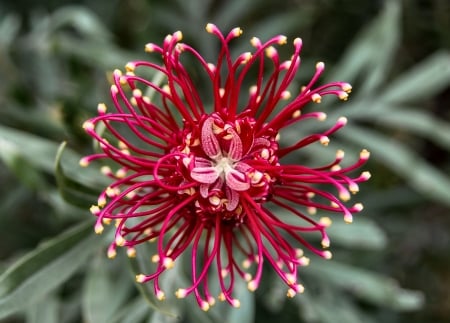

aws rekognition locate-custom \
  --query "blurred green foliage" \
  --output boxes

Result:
[0,0,449,322]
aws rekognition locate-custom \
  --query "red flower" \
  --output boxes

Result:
[81,24,370,310]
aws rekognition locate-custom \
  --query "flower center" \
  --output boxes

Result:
[175,114,279,220]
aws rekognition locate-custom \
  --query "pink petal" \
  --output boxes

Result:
[201,117,221,159]
[226,169,250,191]
[191,166,220,184]
[227,128,243,161]
[225,187,239,211]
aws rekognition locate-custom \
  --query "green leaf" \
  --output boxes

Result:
[25,293,60,323]
[345,105,450,150]
[48,6,112,41]
[82,256,133,323]
[297,289,377,323]
[0,125,107,190]
[111,297,152,323]
[55,142,101,208]
[341,124,450,206]
[224,278,255,323]
[0,220,98,319]
[304,259,424,311]
[327,217,387,250]
[328,0,400,94]
[381,51,450,103]
[128,245,180,318]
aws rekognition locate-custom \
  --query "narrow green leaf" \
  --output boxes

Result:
[327,217,387,250]
[111,297,152,323]
[304,259,424,311]
[128,246,180,318]
[224,278,255,323]
[55,142,100,208]
[49,6,112,41]
[341,124,450,206]
[297,290,377,323]
[25,293,60,323]
[381,52,450,103]
[82,256,133,323]
[327,0,400,93]
[0,220,98,319]
[0,125,106,187]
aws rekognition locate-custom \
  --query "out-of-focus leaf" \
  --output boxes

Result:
[128,245,180,318]
[371,107,450,150]
[304,259,424,311]
[0,14,21,47]
[149,311,181,323]
[212,0,256,29]
[0,125,107,187]
[381,51,450,103]
[297,289,376,323]
[55,142,101,208]
[328,0,400,94]
[48,6,112,41]
[111,297,152,323]
[0,220,98,319]
[54,34,137,69]
[82,255,133,323]
[224,278,255,323]
[25,293,59,323]
[327,217,387,250]
[340,124,450,206]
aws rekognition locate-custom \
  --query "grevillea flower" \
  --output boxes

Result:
[81,24,370,310]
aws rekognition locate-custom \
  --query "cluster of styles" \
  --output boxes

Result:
[81,24,370,311]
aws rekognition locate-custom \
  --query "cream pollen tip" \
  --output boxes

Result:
[163,257,175,269]
[320,216,332,227]
[318,112,327,121]
[354,203,364,211]
[201,301,210,311]
[311,93,322,103]
[232,299,241,308]
[362,171,372,180]
[97,103,107,113]
[339,191,351,202]
[156,291,165,301]
[205,23,215,33]
[287,288,296,298]
[135,274,146,283]
[316,61,325,70]
[133,88,142,97]
[250,37,260,47]
[97,197,106,207]
[278,35,287,45]
[82,121,94,131]
[293,37,302,46]
[127,247,137,258]
[174,30,183,41]
[232,27,243,37]
[115,235,126,247]
[338,116,348,125]
[323,251,333,259]
[94,223,104,234]
[175,288,187,298]
[145,43,155,52]
[248,280,258,292]
[342,83,352,93]
[125,62,135,72]
[360,149,370,159]
[107,248,116,259]
[79,157,89,167]
[344,214,353,223]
